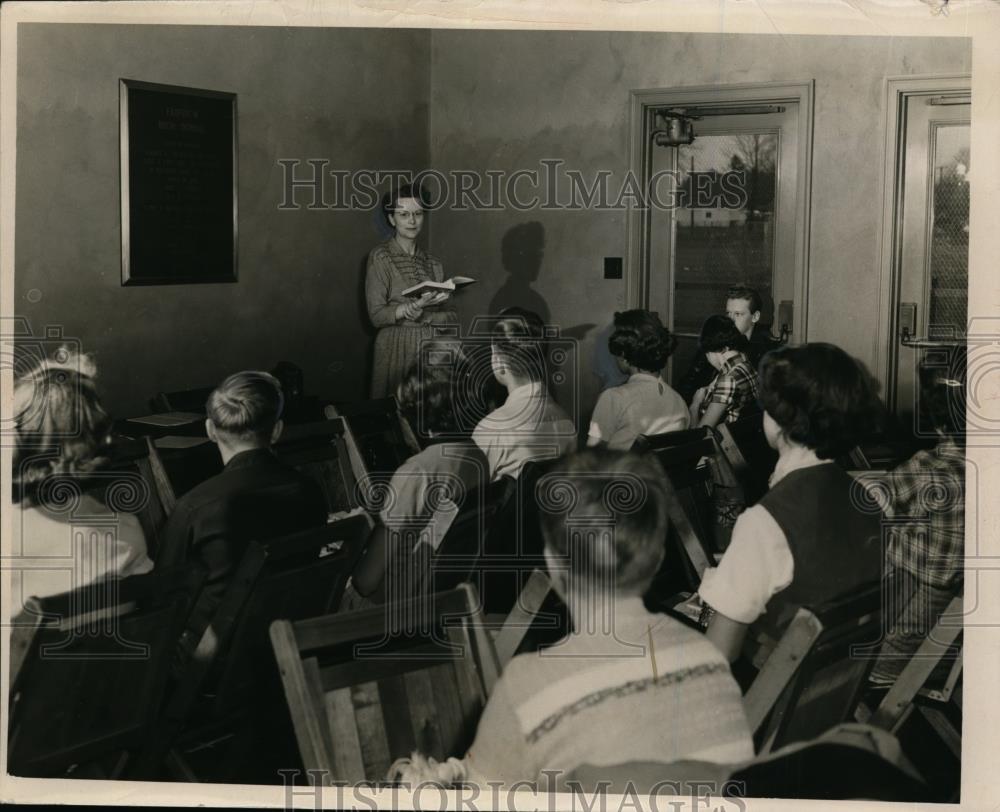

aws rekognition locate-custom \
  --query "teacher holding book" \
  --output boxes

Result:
[365,183,463,398]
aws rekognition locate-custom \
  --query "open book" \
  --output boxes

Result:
[401,276,476,299]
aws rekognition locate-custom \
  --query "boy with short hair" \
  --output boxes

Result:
[159,370,327,660]
[678,284,781,404]
[463,449,754,785]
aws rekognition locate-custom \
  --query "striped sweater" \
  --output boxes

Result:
[465,598,753,786]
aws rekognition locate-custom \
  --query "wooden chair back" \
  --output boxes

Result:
[870,593,963,733]
[743,580,885,754]
[327,397,419,476]
[273,418,362,513]
[423,478,512,597]
[492,568,562,668]
[270,583,499,784]
[632,426,709,454]
[151,386,214,414]
[208,514,373,714]
[480,461,548,614]
[78,437,176,561]
[7,567,202,777]
[379,479,510,606]
[130,515,371,777]
[714,413,777,505]
[642,431,719,595]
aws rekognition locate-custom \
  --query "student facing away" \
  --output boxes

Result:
[587,309,689,450]
[158,370,327,662]
[472,314,577,481]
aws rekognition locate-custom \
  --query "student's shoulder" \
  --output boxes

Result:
[655,614,731,663]
[589,385,619,417]
[173,468,229,511]
[473,405,508,436]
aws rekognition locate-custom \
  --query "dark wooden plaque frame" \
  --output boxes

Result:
[120,79,238,285]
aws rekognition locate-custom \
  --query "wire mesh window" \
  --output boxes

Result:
[928,124,969,339]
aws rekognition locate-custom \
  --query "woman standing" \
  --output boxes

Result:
[365,184,458,398]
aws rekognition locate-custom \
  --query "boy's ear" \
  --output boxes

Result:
[205,419,218,443]
[270,419,284,446]
[751,311,761,324]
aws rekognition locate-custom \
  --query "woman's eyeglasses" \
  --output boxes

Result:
[393,210,424,221]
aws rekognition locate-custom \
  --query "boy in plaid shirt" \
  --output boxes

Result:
[867,352,965,684]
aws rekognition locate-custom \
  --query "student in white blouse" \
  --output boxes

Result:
[10,353,153,618]
[587,310,689,450]
[472,314,577,480]
[697,344,885,664]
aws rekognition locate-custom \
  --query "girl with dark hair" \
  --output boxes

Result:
[345,363,487,607]
[587,310,688,450]
[11,351,152,617]
[697,343,885,663]
[365,183,458,398]
[690,314,760,429]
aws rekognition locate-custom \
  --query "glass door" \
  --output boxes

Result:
[647,107,799,382]
[894,96,970,429]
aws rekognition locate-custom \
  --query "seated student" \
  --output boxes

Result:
[10,351,152,617]
[345,363,488,607]
[587,309,689,450]
[868,352,966,686]
[158,371,327,660]
[472,314,577,480]
[677,284,782,404]
[697,344,884,664]
[458,449,754,785]
[690,315,760,429]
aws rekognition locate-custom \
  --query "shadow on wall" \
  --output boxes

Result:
[488,222,551,322]
[484,221,603,428]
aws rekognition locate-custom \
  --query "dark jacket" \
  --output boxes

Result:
[159,447,327,641]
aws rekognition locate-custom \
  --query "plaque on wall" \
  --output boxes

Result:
[120,79,238,285]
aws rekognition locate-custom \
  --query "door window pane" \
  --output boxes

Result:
[673,133,777,335]
[928,124,969,339]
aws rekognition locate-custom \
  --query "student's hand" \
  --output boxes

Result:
[691,386,707,407]
[396,300,423,321]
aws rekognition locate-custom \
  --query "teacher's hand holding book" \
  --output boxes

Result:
[418,290,451,307]
[395,290,451,322]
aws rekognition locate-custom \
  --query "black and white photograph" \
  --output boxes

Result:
[1,1,998,809]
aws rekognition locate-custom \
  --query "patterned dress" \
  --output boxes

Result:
[365,238,458,398]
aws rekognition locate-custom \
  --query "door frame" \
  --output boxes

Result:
[625,80,815,343]
[874,74,970,412]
